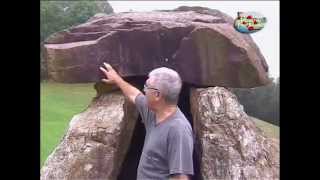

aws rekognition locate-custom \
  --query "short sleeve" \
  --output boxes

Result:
[167,126,194,176]
[134,93,153,127]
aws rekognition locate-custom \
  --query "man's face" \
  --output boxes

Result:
[143,78,161,110]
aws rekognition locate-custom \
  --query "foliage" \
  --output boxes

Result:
[231,77,280,126]
[40,1,113,42]
[40,1,113,80]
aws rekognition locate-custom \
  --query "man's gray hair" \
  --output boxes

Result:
[148,67,182,105]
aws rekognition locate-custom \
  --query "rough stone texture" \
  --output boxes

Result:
[40,91,139,180]
[40,86,279,180]
[44,6,270,88]
[190,87,279,180]
[41,7,278,178]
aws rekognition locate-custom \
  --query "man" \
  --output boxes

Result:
[100,63,194,180]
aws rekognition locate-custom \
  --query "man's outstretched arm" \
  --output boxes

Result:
[99,62,142,104]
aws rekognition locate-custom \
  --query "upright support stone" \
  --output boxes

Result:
[190,87,279,180]
[40,91,139,180]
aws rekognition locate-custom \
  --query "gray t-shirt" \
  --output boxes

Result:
[135,94,194,180]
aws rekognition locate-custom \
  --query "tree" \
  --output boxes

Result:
[231,77,280,126]
[40,1,113,43]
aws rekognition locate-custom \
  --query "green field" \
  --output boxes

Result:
[41,82,279,168]
[251,117,279,139]
[41,82,96,167]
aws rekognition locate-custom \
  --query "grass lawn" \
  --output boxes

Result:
[41,82,279,168]
[251,117,279,139]
[41,82,96,167]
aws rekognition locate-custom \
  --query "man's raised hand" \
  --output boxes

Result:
[99,62,141,103]
[99,63,122,84]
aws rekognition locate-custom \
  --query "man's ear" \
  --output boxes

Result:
[154,91,161,100]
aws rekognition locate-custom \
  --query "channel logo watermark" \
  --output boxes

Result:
[234,12,267,34]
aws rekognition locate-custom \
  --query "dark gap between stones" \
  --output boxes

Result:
[117,115,145,180]
[178,83,202,180]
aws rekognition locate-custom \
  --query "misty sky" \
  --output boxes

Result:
[108,1,279,78]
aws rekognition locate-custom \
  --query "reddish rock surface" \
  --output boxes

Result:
[44,6,270,88]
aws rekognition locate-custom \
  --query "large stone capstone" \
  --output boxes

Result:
[44,6,270,88]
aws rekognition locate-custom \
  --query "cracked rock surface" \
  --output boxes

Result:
[44,6,269,88]
[41,87,279,180]
[190,87,279,180]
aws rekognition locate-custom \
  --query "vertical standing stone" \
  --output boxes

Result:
[190,87,279,180]
[41,91,139,180]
